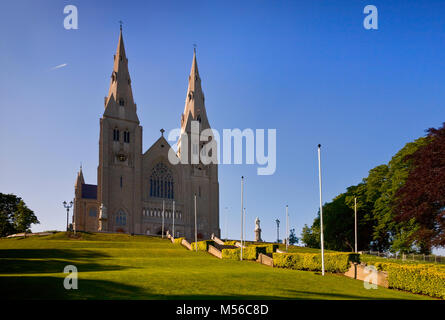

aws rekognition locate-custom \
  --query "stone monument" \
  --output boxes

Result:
[98,203,108,231]
[254,217,262,242]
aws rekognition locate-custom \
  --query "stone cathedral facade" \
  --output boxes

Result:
[73,29,220,239]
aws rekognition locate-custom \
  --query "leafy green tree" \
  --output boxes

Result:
[0,193,39,237]
[300,223,320,248]
[371,137,430,252]
[288,228,299,245]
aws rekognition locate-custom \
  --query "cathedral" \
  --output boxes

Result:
[73,28,220,239]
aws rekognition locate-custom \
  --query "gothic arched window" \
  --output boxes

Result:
[113,128,120,141]
[149,162,174,199]
[115,210,126,226]
[124,131,130,143]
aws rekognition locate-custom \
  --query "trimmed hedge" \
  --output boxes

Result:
[224,240,238,246]
[367,262,445,299]
[273,252,360,273]
[190,240,214,251]
[173,237,185,245]
[221,246,267,260]
[222,248,241,260]
[250,244,278,254]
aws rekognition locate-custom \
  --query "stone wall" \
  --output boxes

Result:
[208,245,222,259]
[344,262,388,288]
[181,238,192,250]
[257,253,274,267]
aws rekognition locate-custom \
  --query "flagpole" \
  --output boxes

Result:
[194,194,197,252]
[286,205,289,251]
[241,176,244,261]
[354,197,357,253]
[173,200,175,238]
[318,144,325,276]
[162,200,165,239]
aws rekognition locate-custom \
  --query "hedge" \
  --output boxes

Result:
[369,262,445,299]
[221,246,267,260]
[250,244,278,254]
[224,240,238,246]
[173,237,185,245]
[190,240,214,251]
[273,252,360,273]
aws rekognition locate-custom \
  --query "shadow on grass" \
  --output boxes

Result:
[0,275,420,300]
[0,249,129,274]
[0,249,108,259]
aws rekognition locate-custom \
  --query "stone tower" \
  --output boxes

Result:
[177,49,220,239]
[97,27,143,234]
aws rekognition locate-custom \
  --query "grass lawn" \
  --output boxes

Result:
[0,232,433,300]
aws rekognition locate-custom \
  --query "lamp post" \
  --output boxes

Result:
[318,144,325,276]
[275,218,280,243]
[63,200,73,232]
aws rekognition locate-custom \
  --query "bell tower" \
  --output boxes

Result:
[97,26,143,234]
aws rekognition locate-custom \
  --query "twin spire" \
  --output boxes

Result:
[104,28,209,130]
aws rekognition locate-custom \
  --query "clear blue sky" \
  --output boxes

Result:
[1,1,445,252]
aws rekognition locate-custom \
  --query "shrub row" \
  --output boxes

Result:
[223,240,238,246]
[250,244,278,254]
[173,237,185,245]
[368,262,445,299]
[221,246,267,260]
[190,240,214,251]
[273,252,360,273]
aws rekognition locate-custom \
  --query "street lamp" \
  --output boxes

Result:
[63,200,73,232]
[275,218,280,243]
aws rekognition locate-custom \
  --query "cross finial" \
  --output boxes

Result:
[119,20,123,31]
[160,128,165,137]
[193,43,197,54]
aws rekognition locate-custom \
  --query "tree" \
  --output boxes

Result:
[0,193,39,237]
[288,228,299,245]
[300,223,320,248]
[395,123,445,253]
[370,137,429,252]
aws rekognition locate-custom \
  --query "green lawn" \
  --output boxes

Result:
[0,232,432,300]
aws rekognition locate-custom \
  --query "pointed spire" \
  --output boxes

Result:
[181,48,208,130]
[75,164,85,188]
[103,27,139,122]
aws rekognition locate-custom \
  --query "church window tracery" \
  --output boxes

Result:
[115,210,126,226]
[149,162,174,199]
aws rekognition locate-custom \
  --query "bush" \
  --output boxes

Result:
[190,240,214,251]
[173,237,185,245]
[224,240,238,246]
[377,263,445,299]
[221,246,267,260]
[222,248,241,260]
[250,244,278,254]
[273,252,360,273]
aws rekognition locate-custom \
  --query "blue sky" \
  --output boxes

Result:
[1,0,445,252]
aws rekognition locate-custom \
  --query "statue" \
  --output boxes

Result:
[99,203,107,220]
[98,203,107,232]
[254,217,262,242]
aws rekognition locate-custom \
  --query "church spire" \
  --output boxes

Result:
[75,165,84,188]
[181,49,209,132]
[103,26,139,123]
